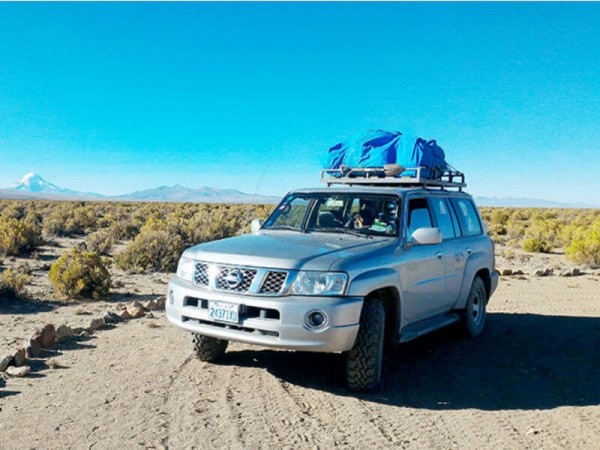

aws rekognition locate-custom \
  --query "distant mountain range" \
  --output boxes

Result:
[0,173,597,208]
[1,173,280,204]
[113,184,280,204]
[474,196,597,209]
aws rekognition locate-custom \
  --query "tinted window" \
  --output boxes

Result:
[450,198,482,237]
[408,198,433,236]
[430,198,455,239]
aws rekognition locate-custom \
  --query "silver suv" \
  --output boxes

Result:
[166,176,498,391]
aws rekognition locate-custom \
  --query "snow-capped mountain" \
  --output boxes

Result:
[12,172,71,194]
[1,173,279,203]
[7,173,101,197]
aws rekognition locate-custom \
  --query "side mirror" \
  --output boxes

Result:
[410,227,442,246]
[250,219,264,234]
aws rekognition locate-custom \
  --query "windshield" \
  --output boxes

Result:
[263,193,400,237]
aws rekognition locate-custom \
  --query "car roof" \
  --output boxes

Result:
[290,186,473,199]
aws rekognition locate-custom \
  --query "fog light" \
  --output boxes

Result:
[169,290,175,305]
[305,310,328,330]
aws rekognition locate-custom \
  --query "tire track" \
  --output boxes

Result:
[157,354,193,448]
[161,356,245,449]
[272,373,399,448]
[219,355,323,448]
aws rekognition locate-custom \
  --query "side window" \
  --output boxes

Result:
[450,198,483,237]
[448,199,461,236]
[429,198,455,239]
[407,198,433,237]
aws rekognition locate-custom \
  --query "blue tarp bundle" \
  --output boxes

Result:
[324,130,448,179]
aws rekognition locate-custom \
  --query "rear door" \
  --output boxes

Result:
[399,196,447,321]
[448,196,487,304]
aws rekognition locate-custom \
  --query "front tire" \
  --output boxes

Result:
[192,334,228,362]
[461,277,487,337]
[345,297,385,392]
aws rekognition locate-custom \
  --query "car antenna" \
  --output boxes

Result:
[240,163,269,234]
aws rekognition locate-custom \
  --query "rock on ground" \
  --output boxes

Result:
[5,365,31,377]
[117,309,131,320]
[127,304,145,318]
[87,318,105,331]
[13,348,27,367]
[0,355,13,372]
[35,324,57,349]
[102,311,121,324]
[56,325,75,342]
[25,337,42,358]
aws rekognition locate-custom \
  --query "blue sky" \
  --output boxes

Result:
[0,2,599,204]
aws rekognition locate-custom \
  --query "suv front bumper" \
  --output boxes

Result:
[165,277,363,353]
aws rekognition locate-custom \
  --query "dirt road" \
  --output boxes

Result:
[1,277,599,449]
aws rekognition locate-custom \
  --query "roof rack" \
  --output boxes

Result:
[320,165,466,191]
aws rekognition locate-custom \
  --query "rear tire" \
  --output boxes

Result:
[192,334,228,362]
[345,297,385,392]
[461,277,487,338]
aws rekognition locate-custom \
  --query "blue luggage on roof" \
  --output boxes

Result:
[324,130,448,179]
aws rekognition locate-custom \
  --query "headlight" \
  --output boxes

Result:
[176,257,195,282]
[291,271,348,296]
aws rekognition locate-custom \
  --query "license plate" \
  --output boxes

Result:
[208,301,240,324]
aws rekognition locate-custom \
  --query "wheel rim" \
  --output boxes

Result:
[470,290,484,326]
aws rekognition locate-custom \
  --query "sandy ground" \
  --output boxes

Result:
[0,237,171,352]
[1,273,599,449]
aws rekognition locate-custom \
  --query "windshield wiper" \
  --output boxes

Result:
[313,227,372,239]
[266,225,306,233]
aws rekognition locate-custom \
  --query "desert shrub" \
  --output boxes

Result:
[23,210,43,228]
[1,204,26,220]
[565,221,600,266]
[108,217,143,240]
[85,230,114,255]
[520,216,563,253]
[181,205,271,246]
[69,205,97,232]
[486,208,510,236]
[0,267,31,299]
[49,249,111,300]
[0,217,44,256]
[42,204,97,238]
[42,209,72,238]
[477,207,600,253]
[115,229,183,272]
[521,237,552,253]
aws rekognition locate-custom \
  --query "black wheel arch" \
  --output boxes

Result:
[364,286,401,347]
[474,268,492,302]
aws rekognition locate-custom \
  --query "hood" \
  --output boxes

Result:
[183,231,391,270]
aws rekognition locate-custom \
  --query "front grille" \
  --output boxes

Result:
[194,263,209,286]
[215,266,257,292]
[260,271,288,294]
[191,261,290,296]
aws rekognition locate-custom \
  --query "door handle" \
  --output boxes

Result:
[465,248,473,256]
[435,251,443,259]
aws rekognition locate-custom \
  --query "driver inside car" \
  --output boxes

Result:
[352,200,377,229]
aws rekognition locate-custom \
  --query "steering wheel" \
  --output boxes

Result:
[342,213,356,229]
